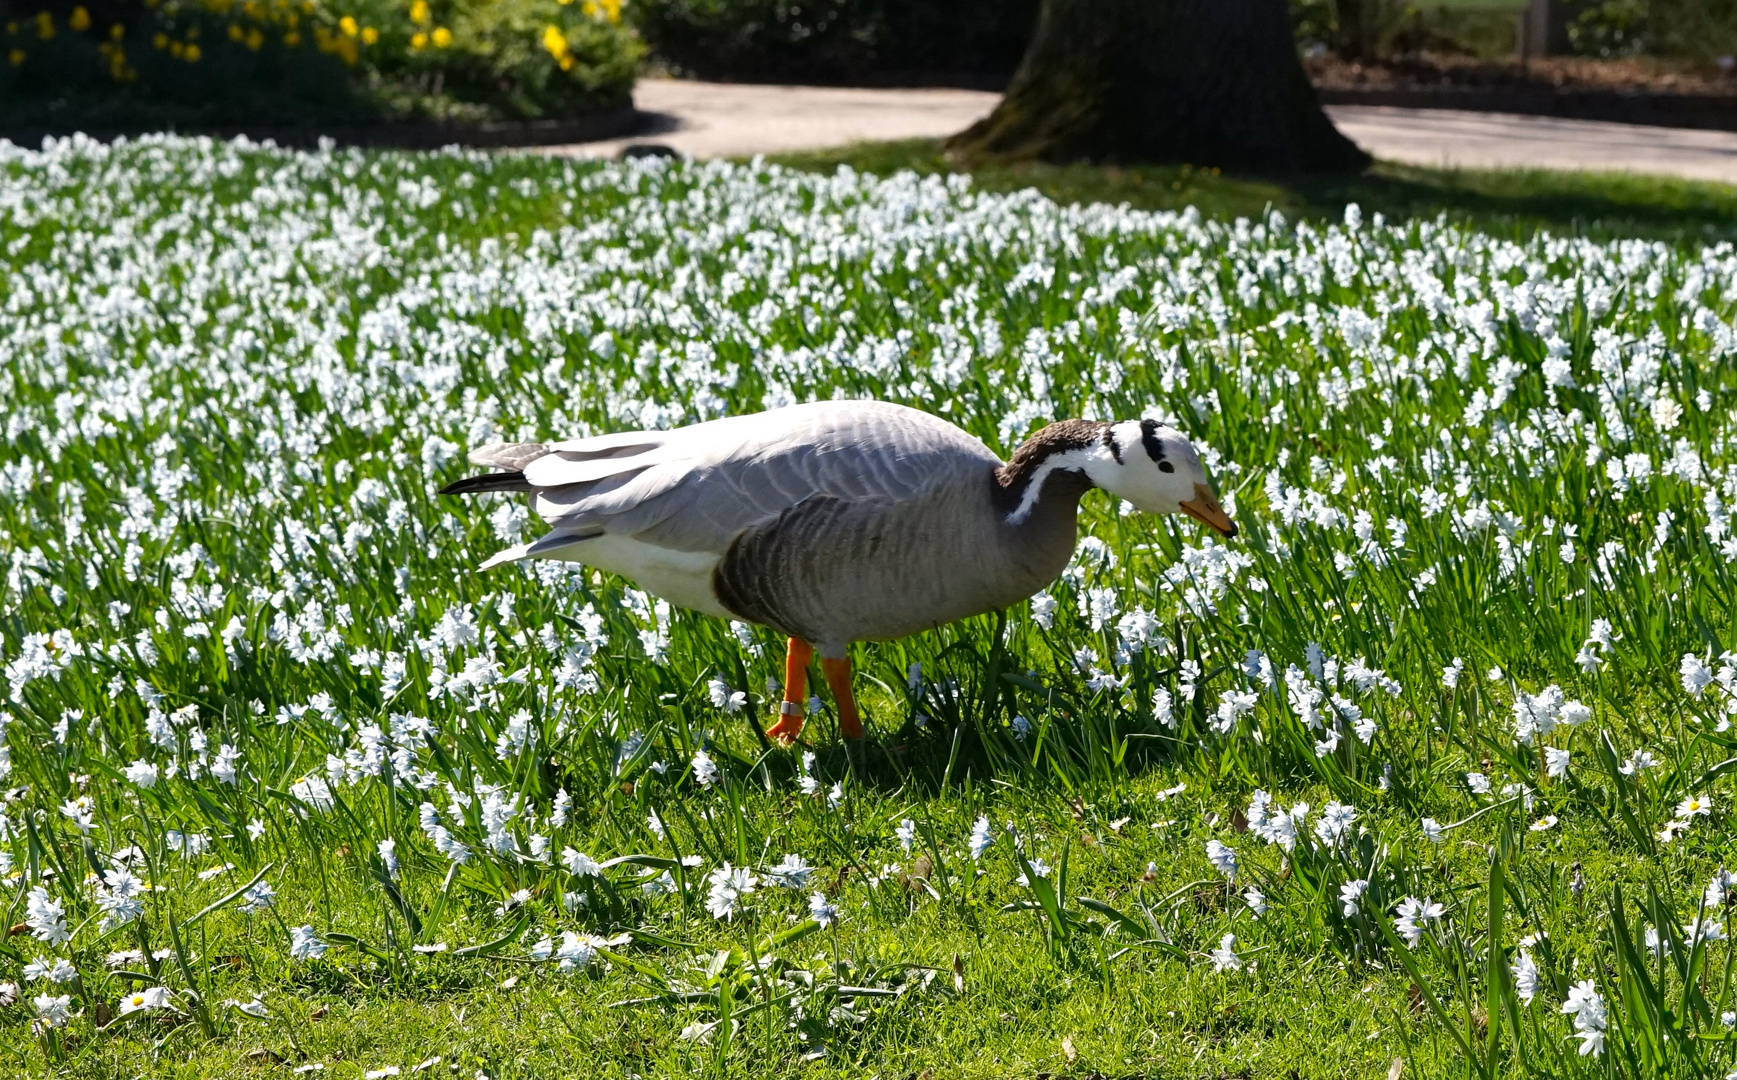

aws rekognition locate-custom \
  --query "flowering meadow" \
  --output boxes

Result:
[1,134,1736,1078]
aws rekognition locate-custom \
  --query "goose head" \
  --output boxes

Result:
[1086,420,1237,538]
[1001,419,1238,538]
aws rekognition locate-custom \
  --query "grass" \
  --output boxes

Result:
[0,134,1734,1080]
[770,138,1737,243]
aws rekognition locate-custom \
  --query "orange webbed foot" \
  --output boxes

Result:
[821,654,863,741]
[769,637,814,744]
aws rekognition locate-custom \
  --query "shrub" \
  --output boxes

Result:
[630,0,1037,85]
[0,0,642,129]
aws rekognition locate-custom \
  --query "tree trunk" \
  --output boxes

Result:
[946,0,1369,173]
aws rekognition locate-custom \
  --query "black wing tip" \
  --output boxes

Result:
[438,471,531,496]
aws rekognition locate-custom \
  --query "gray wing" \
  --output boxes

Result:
[512,401,1001,556]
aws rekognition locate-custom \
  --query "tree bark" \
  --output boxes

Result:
[946,0,1369,173]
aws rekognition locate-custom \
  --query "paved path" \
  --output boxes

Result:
[1326,104,1737,184]
[550,78,1737,185]
[556,79,1001,160]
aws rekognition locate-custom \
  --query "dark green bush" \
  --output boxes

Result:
[1290,0,1737,62]
[630,0,1037,84]
[0,0,642,130]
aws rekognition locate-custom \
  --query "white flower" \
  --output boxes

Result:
[1314,802,1357,846]
[895,818,918,852]
[555,931,598,971]
[34,993,73,1028]
[1651,397,1684,431]
[1466,772,1492,795]
[25,957,77,983]
[1545,747,1571,778]
[562,848,603,877]
[1683,654,1715,697]
[125,759,158,788]
[1512,951,1541,1005]
[691,750,719,788]
[228,996,270,1018]
[1243,885,1267,917]
[289,925,327,961]
[1205,840,1237,882]
[706,676,746,714]
[1339,879,1369,917]
[969,816,995,860]
[1209,933,1241,972]
[1420,817,1443,844]
[377,838,399,878]
[808,892,838,928]
[1030,593,1057,629]
[1678,793,1714,818]
[1530,815,1558,832]
[705,864,757,920]
[25,887,69,945]
[766,854,813,890]
[118,986,174,1016]
[1561,979,1607,1057]
[1706,868,1735,909]
[238,881,275,914]
[1394,896,1443,946]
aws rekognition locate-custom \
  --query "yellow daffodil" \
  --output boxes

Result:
[410,30,426,48]
[430,25,449,46]
[360,25,377,43]
[339,14,357,36]
[69,6,90,31]
[540,23,567,60]
[409,0,429,23]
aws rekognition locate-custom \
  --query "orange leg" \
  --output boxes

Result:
[822,655,864,741]
[766,638,813,743]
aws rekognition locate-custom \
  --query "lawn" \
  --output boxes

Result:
[773,138,1737,245]
[0,134,1734,1080]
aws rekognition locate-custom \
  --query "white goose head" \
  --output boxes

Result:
[1091,420,1236,536]
[1001,418,1236,538]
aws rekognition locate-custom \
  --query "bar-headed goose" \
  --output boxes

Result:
[439,400,1235,742]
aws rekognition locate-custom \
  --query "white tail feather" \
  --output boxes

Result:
[479,543,532,570]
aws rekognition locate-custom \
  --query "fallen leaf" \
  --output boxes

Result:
[1061,1034,1077,1062]
[952,953,964,994]
[1387,1057,1405,1080]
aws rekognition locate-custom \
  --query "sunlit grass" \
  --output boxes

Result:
[0,134,1733,1078]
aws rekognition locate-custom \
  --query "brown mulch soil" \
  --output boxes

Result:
[1307,52,1737,95]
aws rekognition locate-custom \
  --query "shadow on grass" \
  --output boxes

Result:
[767,138,1737,242]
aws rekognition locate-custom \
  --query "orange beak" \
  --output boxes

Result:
[1179,483,1237,538]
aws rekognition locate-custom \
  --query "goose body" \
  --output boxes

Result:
[440,400,1235,741]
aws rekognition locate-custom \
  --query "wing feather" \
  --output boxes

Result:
[519,402,1000,556]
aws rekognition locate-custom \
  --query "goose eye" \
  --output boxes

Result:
[1158,461,1175,473]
